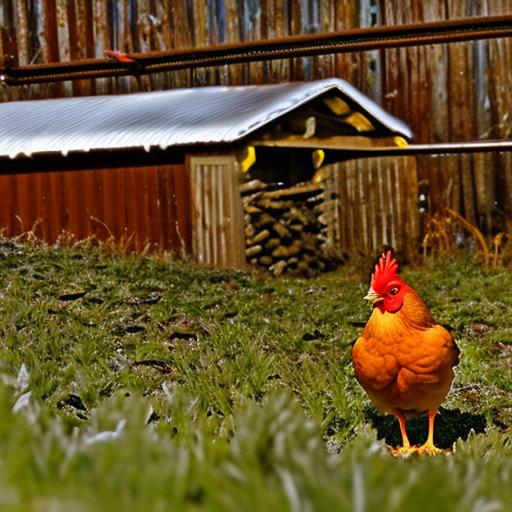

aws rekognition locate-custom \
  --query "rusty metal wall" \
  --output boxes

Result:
[188,155,246,269]
[1,0,511,238]
[0,163,191,253]
[415,151,512,236]
[325,156,420,259]
[379,1,512,234]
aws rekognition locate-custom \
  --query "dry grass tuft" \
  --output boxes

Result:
[422,207,512,266]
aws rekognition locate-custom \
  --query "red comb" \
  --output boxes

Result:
[371,251,400,292]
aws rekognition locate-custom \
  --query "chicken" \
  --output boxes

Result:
[352,251,460,456]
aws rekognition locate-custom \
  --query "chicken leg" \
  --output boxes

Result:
[417,409,444,455]
[390,409,418,457]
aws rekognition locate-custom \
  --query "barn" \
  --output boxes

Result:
[0,78,414,271]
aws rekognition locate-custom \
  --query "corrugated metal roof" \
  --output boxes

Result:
[0,78,412,159]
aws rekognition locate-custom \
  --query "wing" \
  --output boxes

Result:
[352,335,400,391]
[401,324,459,376]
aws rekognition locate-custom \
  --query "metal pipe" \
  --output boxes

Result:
[345,140,512,157]
[254,139,512,154]
[1,14,512,85]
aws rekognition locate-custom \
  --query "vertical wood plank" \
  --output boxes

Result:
[188,155,245,268]
[14,0,29,65]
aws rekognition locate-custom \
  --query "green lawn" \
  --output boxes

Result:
[0,239,511,511]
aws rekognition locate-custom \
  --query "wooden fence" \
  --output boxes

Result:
[326,156,420,260]
[1,0,511,240]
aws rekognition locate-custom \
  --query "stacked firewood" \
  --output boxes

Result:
[241,180,343,276]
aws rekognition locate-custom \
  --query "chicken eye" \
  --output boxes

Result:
[388,287,399,296]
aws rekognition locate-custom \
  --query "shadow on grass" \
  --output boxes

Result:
[365,407,487,449]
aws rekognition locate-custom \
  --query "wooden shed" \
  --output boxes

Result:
[0,78,414,270]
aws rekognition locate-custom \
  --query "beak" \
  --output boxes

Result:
[364,288,383,304]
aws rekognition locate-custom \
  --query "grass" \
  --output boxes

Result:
[0,238,511,511]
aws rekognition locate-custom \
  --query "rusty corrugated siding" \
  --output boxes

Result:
[189,155,245,269]
[1,0,511,241]
[325,156,420,259]
[3,2,510,217]
[0,163,191,253]
[380,0,512,231]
